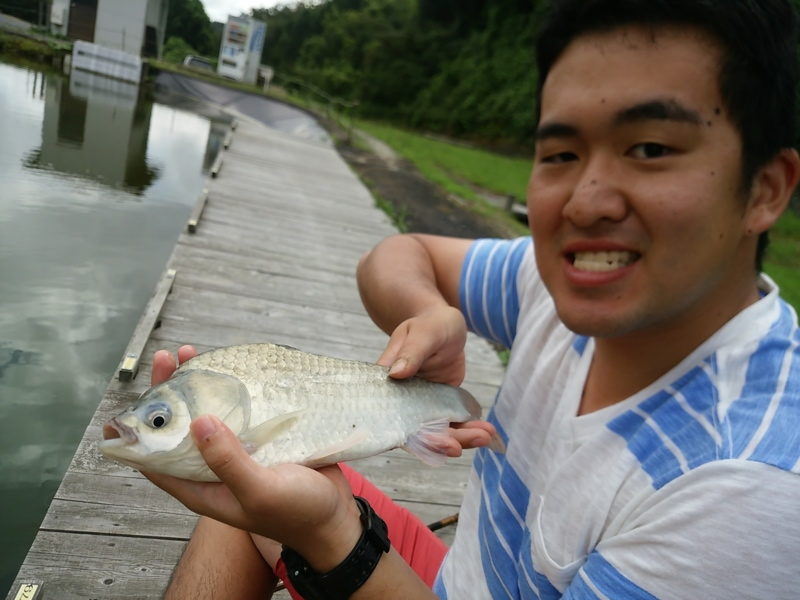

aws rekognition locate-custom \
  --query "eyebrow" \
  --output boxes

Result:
[613,99,704,127]
[535,98,704,142]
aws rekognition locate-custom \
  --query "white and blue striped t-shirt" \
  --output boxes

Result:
[434,237,800,599]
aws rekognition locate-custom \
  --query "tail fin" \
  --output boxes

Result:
[455,387,482,420]
[454,386,506,455]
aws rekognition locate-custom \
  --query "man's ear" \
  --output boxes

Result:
[745,148,800,235]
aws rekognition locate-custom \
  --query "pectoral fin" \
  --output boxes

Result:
[304,429,370,466]
[239,409,306,452]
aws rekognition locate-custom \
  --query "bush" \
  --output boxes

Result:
[162,37,198,64]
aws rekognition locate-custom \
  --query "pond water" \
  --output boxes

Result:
[0,60,231,595]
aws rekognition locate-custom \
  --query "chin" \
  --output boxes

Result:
[555,308,634,339]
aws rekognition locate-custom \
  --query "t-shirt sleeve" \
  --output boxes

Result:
[459,237,532,348]
[561,460,800,599]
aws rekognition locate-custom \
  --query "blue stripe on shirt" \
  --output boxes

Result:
[517,538,563,600]
[433,577,448,599]
[572,335,590,356]
[472,414,532,599]
[745,336,800,470]
[460,238,530,348]
[564,552,658,599]
[607,408,685,489]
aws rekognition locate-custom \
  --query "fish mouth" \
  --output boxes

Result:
[101,418,138,447]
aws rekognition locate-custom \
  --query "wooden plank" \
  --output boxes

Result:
[186,187,209,234]
[210,153,223,178]
[11,532,186,600]
[117,269,176,382]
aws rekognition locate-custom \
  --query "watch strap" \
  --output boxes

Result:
[282,496,391,600]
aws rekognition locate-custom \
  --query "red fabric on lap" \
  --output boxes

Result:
[274,463,449,597]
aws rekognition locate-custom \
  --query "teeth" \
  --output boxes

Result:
[573,251,637,272]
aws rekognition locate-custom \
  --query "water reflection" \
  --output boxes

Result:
[23,70,160,193]
[0,60,227,596]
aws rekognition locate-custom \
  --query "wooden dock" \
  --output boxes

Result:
[6,117,504,599]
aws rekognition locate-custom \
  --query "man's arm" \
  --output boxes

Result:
[357,233,474,386]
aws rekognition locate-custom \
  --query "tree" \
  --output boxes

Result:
[165,0,215,57]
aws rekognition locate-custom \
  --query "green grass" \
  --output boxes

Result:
[356,120,531,234]
[0,32,70,63]
[764,210,800,311]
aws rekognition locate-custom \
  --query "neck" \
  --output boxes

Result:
[578,281,762,416]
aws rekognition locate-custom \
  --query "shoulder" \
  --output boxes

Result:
[607,292,800,487]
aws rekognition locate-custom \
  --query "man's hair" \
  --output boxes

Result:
[535,0,800,271]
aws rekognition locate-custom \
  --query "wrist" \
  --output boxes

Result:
[298,496,364,572]
[282,496,391,600]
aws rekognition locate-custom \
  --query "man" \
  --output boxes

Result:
[145,0,800,597]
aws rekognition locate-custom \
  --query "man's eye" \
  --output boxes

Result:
[628,143,672,159]
[540,152,577,164]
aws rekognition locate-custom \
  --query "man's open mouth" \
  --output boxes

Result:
[570,251,639,272]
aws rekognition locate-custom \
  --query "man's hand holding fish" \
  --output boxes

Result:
[136,344,496,599]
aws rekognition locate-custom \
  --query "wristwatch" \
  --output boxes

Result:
[281,496,391,600]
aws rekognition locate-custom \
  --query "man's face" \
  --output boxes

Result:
[528,26,763,343]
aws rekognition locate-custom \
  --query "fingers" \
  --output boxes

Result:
[451,421,506,454]
[151,346,198,386]
[377,309,468,386]
[177,345,198,364]
[449,424,493,451]
[433,422,500,458]
[190,415,261,500]
[141,469,241,526]
[151,350,177,386]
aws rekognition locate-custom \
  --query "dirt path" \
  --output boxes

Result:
[335,128,524,240]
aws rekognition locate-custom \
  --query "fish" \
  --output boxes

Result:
[100,342,494,481]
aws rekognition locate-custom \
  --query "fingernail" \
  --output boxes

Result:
[470,436,489,448]
[192,415,218,442]
[388,358,407,376]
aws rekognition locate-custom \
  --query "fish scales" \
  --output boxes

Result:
[183,344,471,468]
[100,342,483,481]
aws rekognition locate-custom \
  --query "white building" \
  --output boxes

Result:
[217,16,266,84]
[50,0,168,59]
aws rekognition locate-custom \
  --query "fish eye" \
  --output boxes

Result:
[146,403,172,429]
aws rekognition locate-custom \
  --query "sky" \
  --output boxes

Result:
[203,0,288,23]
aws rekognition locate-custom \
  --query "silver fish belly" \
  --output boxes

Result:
[100,342,483,481]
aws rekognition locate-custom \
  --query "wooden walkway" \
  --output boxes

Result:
[7,117,504,599]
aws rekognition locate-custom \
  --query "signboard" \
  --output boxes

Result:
[217,16,266,84]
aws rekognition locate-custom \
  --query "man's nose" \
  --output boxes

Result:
[562,157,628,227]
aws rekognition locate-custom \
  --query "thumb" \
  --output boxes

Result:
[191,415,258,495]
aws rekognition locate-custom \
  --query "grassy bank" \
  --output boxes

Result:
[766,211,800,309]
[357,120,800,312]
[0,31,70,64]
[357,120,531,235]
[358,121,531,203]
